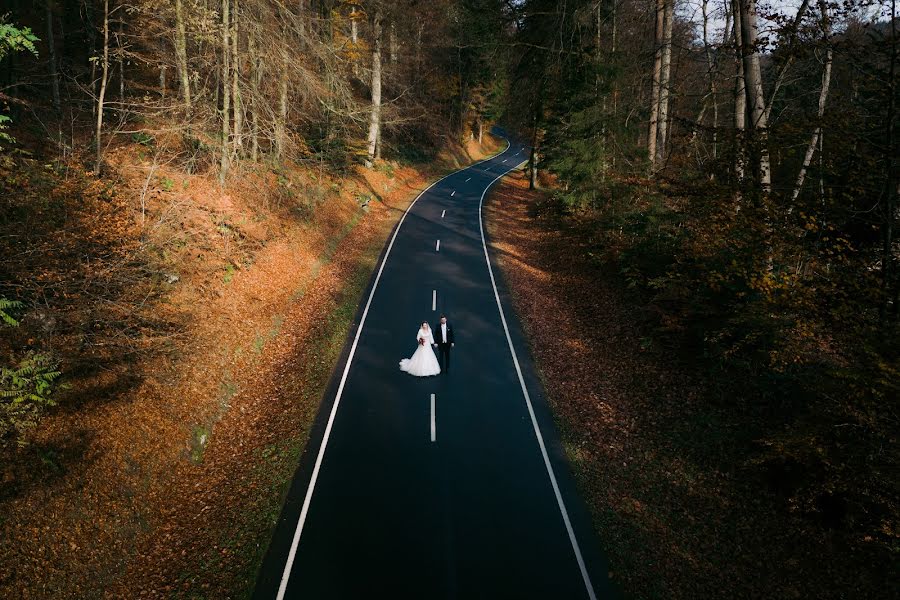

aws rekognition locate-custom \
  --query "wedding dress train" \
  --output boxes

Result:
[399,326,441,377]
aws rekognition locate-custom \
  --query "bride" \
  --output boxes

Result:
[399,322,441,377]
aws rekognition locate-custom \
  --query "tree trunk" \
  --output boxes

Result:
[791,0,832,204]
[94,0,110,173]
[365,8,382,167]
[656,0,674,167]
[174,0,191,109]
[117,13,124,116]
[390,22,398,65]
[219,0,230,184]
[611,0,618,121]
[648,0,664,168]
[762,0,810,124]
[276,54,288,159]
[350,6,358,44]
[46,0,60,110]
[160,64,166,97]
[529,109,540,189]
[880,0,897,321]
[738,0,770,191]
[732,0,746,185]
[249,33,260,161]
[297,0,305,38]
[232,0,242,156]
[86,0,98,117]
[415,22,423,79]
[702,0,717,159]
[478,119,483,145]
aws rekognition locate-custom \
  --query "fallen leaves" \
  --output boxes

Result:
[483,172,888,600]
[0,135,500,598]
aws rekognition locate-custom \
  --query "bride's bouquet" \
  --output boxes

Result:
[418,337,425,346]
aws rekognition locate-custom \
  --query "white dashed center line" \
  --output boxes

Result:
[436,240,440,252]
[432,290,436,311]
[441,209,446,218]
[451,190,456,197]
[430,394,436,442]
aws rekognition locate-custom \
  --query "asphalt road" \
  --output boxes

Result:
[253,137,617,600]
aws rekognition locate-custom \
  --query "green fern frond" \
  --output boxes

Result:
[0,297,23,327]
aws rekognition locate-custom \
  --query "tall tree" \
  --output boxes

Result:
[365,6,382,167]
[791,0,833,203]
[219,0,231,183]
[738,0,770,190]
[174,0,191,109]
[45,0,60,110]
[655,0,674,167]
[648,0,664,167]
[94,0,110,173]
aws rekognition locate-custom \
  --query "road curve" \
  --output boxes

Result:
[253,136,617,600]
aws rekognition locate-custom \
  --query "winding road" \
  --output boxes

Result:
[253,137,616,599]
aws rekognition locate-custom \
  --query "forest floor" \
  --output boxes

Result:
[483,171,888,599]
[0,132,501,599]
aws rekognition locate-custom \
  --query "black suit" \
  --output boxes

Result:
[433,321,454,374]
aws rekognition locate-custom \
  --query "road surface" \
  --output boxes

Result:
[253,138,616,600]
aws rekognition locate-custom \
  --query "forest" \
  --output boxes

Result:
[1,0,897,598]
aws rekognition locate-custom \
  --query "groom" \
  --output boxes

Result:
[433,314,454,375]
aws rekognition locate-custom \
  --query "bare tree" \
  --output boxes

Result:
[648,0,664,167]
[731,0,746,186]
[249,30,261,161]
[219,0,231,183]
[232,0,242,156]
[791,0,833,204]
[366,7,383,167]
[656,0,674,166]
[276,51,288,160]
[762,0,811,124]
[738,0,770,190]
[95,0,110,173]
[174,0,191,109]
[880,0,898,321]
[46,0,61,110]
[702,0,717,159]
[116,10,125,116]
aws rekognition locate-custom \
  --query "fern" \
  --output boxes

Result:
[0,16,38,150]
[0,298,62,446]
[0,297,23,327]
[0,352,61,447]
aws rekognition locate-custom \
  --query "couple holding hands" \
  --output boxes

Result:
[399,314,454,377]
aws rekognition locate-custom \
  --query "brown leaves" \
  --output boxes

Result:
[483,172,890,600]
[0,136,461,598]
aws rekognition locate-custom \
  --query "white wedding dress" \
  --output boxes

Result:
[399,326,441,377]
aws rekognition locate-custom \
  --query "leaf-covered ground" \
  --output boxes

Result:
[0,135,501,599]
[484,171,892,599]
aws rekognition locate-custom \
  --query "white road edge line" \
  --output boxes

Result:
[274,140,511,600]
[436,240,440,252]
[430,394,436,442]
[477,156,598,600]
[441,209,446,218]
